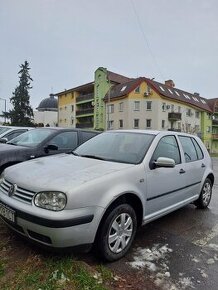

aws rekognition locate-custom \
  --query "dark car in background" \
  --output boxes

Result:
[0,127,99,173]
[0,126,33,143]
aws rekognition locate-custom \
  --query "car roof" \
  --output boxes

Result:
[107,129,199,138]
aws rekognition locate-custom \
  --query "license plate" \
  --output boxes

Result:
[0,202,15,223]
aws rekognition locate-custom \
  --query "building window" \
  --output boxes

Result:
[162,103,166,112]
[161,120,165,129]
[135,86,140,93]
[146,101,152,110]
[178,122,181,130]
[108,104,114,113]
[72,105,74,112]
[64,119,67,123]
[119,120,123,128]
[195,111,200,118]
[186,109,192,117]
[109,120,114,129]
[119,102,124,112]
[134,119,139,128]
[71,118,74,125]
[207,126,211,133]
[146,119,151,128]
[178,106,181,113]
[171,104,174,112]
[134,101,140,111]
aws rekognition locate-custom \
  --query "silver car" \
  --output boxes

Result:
[0,130,214,261]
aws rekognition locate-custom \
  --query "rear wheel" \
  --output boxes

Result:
[194,178,212,209]
[96,204,137,261]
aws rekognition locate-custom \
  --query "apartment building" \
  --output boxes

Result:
[56,67,215,151]
[104,77,212,149]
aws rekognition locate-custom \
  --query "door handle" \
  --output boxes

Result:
[179,169,186,174]
[201,163,206,168]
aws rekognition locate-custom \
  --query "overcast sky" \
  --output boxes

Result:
[0,0,218,113]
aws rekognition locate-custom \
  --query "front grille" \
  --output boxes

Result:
[0,179,36,205]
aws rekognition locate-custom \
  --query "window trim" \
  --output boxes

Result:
[149,135,181,169]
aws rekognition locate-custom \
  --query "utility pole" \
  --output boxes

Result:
[107,79,111,130]
[0,97,7,123]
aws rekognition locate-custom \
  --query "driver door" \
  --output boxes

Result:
[145,135,187,215]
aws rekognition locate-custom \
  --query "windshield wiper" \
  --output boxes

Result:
[7,142,17,146]
[71,151,79,156]
[78,154,106,160]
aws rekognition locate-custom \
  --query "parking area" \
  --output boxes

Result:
[104,158,218,289]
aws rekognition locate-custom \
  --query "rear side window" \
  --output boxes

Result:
[81,132,97,143]
[152,135,181,165]
[179,136,198,162]
[192,138,204,160]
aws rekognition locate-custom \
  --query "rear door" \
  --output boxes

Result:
[177,136,206,198]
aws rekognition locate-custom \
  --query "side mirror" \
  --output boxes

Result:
[0,137,8,144]
[153,157,175,168]
[44,144,58,153]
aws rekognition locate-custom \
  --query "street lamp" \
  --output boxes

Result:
[0,97,7,123]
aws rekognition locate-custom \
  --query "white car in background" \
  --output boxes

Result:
[0,126,33,143]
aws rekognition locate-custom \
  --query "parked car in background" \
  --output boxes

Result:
[0,126,33,143]
[0,130,214,261]
[0,127,98,173]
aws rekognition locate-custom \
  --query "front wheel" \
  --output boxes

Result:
[194,178,212,209]
[96,204,137,262]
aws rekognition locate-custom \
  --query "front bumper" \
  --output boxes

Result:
[0,196,104,248]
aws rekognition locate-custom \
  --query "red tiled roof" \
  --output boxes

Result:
[104,77,144,101]
[107,70,133,84]
[105,77,212,112]
[55,82,94,96]
[147,79,212,112]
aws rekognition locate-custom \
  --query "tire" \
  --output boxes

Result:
[194,178,212,209]
[96,204,137,262]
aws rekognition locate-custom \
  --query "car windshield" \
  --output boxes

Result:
[74,132,155,164]
[7,129,53,147]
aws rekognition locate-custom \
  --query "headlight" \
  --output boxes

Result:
[34,191,67,211]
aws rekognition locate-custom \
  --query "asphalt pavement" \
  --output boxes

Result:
[106,158,218,290]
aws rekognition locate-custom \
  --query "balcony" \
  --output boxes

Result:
[212,134,218,140]
[168,129,182,132]
[76,123,93,129]
[212,119,218,126]
[168,112,182,121]
[76,108,94,116]
[76,93,94,103]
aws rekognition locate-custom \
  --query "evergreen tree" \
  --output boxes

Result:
[5,61,34,126]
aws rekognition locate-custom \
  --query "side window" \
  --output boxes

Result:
[49,132,78,150]
[178,136,198,162]
[6,130,27,141]
[152,136,181,164]
[192,138,204,160]
[81,132,97,143]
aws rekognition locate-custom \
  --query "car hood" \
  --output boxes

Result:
[5,154,134,192]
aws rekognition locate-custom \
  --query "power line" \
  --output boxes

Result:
[129,0,166,80]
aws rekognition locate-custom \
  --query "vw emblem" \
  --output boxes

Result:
[8,184,17,197]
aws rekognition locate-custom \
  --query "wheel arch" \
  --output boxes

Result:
[206,173,214,186]
[95,192,143,242]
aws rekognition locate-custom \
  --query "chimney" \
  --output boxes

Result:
[194,92,200,97]
[165,80,175,88]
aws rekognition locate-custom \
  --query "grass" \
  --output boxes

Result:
[210,153,218,157]
[0,254,114,290]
